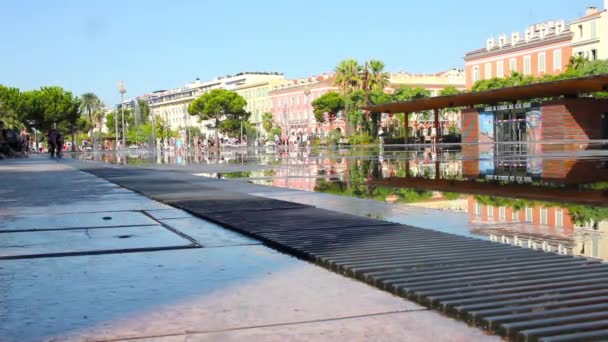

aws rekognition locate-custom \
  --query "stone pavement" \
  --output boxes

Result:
[0,157,498,341]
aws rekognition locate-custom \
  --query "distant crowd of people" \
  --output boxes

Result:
[0,120,67,160]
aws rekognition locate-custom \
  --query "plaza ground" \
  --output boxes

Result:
[0,156,497,342]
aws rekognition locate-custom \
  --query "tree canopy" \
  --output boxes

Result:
[188,89,248,146]
[312,92,345,124]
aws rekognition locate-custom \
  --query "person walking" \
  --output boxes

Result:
[20,128,30,155]
[47,128,59,158]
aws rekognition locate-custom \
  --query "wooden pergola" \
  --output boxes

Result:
[364,74,608,143]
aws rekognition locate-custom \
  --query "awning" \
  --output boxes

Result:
[364,74,608,113]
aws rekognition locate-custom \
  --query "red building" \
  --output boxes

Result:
[269,74,346,142]
[464,19,572,89]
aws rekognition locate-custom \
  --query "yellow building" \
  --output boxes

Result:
[388,69,466,136]
[234,77,287,134]
[569,4,607,61]
[388,68,466,96]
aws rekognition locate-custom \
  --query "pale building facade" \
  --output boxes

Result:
[570,5,607,61]
[145,72,284,137]
[234,77,287,135]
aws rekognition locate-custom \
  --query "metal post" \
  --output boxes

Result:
[404,112,409,144]
[114,105,118,150]
[433,108,440,144]
[117,81,126,149]
[121,93,126,148]
[151,114,156,153]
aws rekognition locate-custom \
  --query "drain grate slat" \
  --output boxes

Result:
[502,311,608,338]
[539,329,608,342]
[521,319,608,342]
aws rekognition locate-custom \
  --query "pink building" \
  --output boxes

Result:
[269,74,346,142]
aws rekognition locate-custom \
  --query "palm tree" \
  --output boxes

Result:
[567,55,588,72]
[366,60,390,93]
[335,59,363,134]
[80,92,102,148]
[91,106,106,150]
[262,112,274,133]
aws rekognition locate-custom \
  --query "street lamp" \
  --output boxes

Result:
[117,81,126,149]
[303,86,311,143]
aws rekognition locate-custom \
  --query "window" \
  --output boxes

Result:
[499,207,506,221]
[496,61,504,78]
[472,66,480,82]
[523,55,532,75]
[509,58,517,73]
[540,208,548,225]
[475,203,481,216]
[591,21,597,38]
[525,207,533,222]
[512,211,519,222]
[591,49,598,61]
[553,49,562,71]
[487,206,494,218]
[556,210,563,227]
[484,63,492,79]
[538,53,546,74]
[579,24,583,38]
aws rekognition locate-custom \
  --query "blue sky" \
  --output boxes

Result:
[1,0,603,106]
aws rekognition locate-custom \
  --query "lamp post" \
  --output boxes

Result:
[283,104,289,152]
[114,104,119,150]
[117,81,126,149]
[303,86,311,144]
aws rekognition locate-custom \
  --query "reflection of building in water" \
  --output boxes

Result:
[270,154,349,191]
[468,196,608,261]
[462,144,608,186]
[408,195,468,212]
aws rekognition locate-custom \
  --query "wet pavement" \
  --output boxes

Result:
[66,146,608,341]
[0,157,497,342]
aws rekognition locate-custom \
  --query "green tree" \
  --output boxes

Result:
[188,89,248,148]
[0,85,22,126]
[391,87,432,130]
[312,92,345,124]
[262,112,274,133]
[347,89,367,133]
[368,90,392,136]
[137,100,150,124]
[438,86,463,125]
[105,109,134,139]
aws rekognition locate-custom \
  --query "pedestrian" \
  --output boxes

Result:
[20,128,30,155]
[47,128,59,158]
[0,120,10,159]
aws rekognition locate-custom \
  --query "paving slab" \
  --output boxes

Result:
[121,310,498,342]
[0,225,194,258]
[0,211,158,231]
[145,208,194,220]
[0,246,423,342]
[160,217,261,247]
